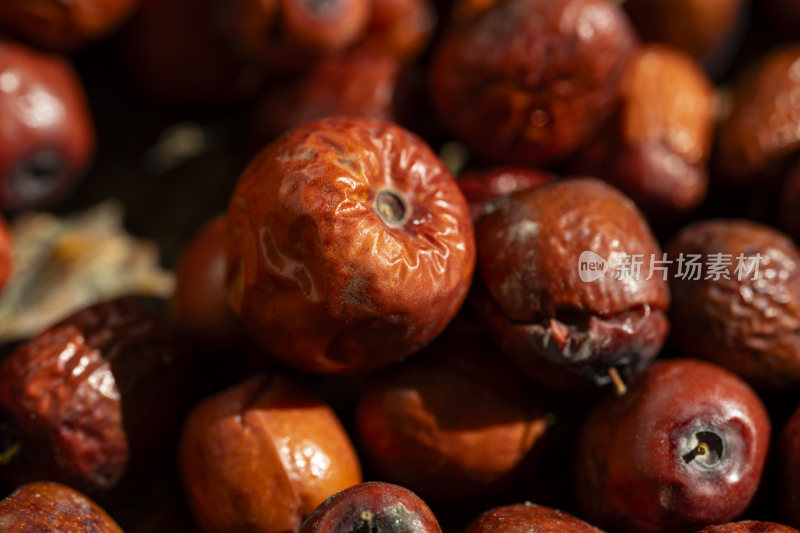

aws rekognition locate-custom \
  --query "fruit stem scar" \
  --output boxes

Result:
[608,367,627,396]
[0,440,21,465]
[375,190,409,227]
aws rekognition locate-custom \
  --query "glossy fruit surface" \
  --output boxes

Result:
[779,403,800,527]
[465,503,603,533]
[0,481,123,532]
[574,359,770,533]
[300,482,441,533]
[0,0,140,50]
[180,374,362,533]
[476,177,669,391]
[457,166,555,220]
[431,0,637,164]
[355,333,548,501]
[0,40,94,210]
[667,220,800,390]
[0,298,190,494]
[227,117,475,374]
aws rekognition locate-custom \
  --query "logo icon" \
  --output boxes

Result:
[579,251,608,282]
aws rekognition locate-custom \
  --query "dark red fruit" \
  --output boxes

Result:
[0,298,190,494]
[779,403,800,527]
[697,522,799,533]
[431,0,637,164]
[667,220,800,390]
[476,177,669,391]
[779,164,800,245]
[574,359,770,533]
[300,482,441,533]
[0,40,94,210]
[465,503,603,533]
[226,117,475,374]
[457,166,555,221]
[355,0,434,60]
[0,214,11,294]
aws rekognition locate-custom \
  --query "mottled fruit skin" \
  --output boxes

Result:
[180,375,362,533]
[227,117,475,374]
[208,0,370,71]
[0,0,140,51]
[170,215,243,348]
[300,482,441,533]
[779,404,800,527]
[0,40,94,210]
[465,503,603,533]
[698,522,799,533]
[779,165,800,245]
[355,335,548,501]
[623,0,745,70]
[431,0,637,164]
[570,45,713,223]
[476,178,669,391]
[0,299,191,494]
[0,482,123,532]
[251,53,401,143]
[667,220,800,390]
[0,214,12,294]
[574,359,771,533]
[458,166,555,220]
[123,0,264,106]
[716,47,800,187]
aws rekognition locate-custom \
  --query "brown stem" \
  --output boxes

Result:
[608,367,627,396]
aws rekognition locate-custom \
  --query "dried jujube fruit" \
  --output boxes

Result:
[0,214,11,294]
[698,522,800,533]
[465,503,603,533]
[476,177,669,391]
[779,403,800,527]
[0,298,191,494]
[300,482,441,533]
[355,333,548,501]
[0,0,140,50]
[667,220,800,390]
[457,166,555,220]
[0,481,123,532]
[716,46,800,187]
[574,359,770,533]
[0,40,94,210]
[180,374,362,533]
[355,0,435,60]
[431,0,637,164]
[226,117,475,374]
[569,44,714,223]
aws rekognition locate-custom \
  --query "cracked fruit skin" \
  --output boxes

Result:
[0,40,94,210]
[226,116,475,374]
[430,0,637,164]
[0,298,191,494]
[300,482,441,533]
[574,359,770,533]
[465,503,603,533]
[0,481,123,532]
[667,220,800,390]
[180,374,361,533]
[475,177,669,391]
[698,523,799,533]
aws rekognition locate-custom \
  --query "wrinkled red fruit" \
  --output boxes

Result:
[251,52,401,143]
[698,522,799,533]
[458,166,555,220]
[0,40,94,210]
[180,374,362,533]
[716,46,800,187]
[569,44,713,223]
[465,503,603,533]
[0,214,11,294]
[123,0,264,107]
[667,220,800,390]
[355,333,548,501]
[575,359,770,533]
[227,117,475,374]
[0,298,191,494]
[431,0,637,164]
[170,215,243,348]
[208,0,370,71]
[476,177,669,391]
[300,482,441,533]
[779,403,800,527]
[0,481,123,532]
[0,0,139,51]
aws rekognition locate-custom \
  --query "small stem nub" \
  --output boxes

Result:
[0,441,21,466]
[608,367,627,396]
